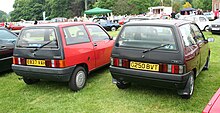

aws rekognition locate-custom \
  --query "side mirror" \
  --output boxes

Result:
[207,38,215,42]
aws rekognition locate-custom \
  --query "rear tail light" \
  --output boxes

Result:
[13,57,25,65]
[111,57,129,68]
[46,59,66,68]
[160,63,184,74]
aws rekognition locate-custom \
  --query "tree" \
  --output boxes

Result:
[0,10,9,22]
[192,0,212,11]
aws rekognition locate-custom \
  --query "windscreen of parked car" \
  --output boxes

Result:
[16,28,58,48]
[116,26,177,50]
[0,30,17,43]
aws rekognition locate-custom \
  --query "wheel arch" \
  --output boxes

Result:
[76,63,89,74]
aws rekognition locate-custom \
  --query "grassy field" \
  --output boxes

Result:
[0,31,219,113]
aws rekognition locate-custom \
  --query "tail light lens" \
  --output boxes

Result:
[46,60,66,68]
[111,57,129,68]
[160,63,184,74]
[13,57,25,65]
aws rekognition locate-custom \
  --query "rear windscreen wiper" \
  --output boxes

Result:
[33,39,57,52]
[143,44,170,53]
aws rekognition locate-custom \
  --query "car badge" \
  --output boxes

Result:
[142,55,145,58]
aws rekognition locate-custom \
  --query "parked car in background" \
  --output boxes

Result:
[110,20,214,99]
[0,22,4,27]
[203,88,220,113]
[93,18,121,31]
[51,17,67,22]
[160,14,170,19]
[6,22,24,30]
[179,15,210,31]
[12,22,115,91]
[204,12,215,21]
[210,19,220,34]
[0,27,17,72]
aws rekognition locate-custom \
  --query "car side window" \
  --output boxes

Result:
[100,19,107,24]
[191,24,205,43]
[199,17,207,22]
[63,25,90,45]
[86,25,110,42]
[179,24,196,46]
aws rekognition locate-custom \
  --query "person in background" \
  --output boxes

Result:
[171,11,176,19]
[214,9,219,20]
[34,18,38,25]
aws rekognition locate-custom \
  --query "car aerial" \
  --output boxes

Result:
[179,15,210,31]
[209,19,220,34]
[93,17,121,31]
[0,27,17,72]
[12,22,115,91]
[202,88,220,113]
[109,20,214,99]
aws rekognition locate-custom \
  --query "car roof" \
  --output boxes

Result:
[24,22,96,28]
[125,20,191,27]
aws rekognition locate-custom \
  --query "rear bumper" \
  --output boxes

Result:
[12,64,76,81]
[109,66,191,89]
[211,30,220,34]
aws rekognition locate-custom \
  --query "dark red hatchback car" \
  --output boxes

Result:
[12,22,114,91]
[110,20,214,99]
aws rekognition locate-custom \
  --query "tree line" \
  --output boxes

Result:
[0,0,212,22]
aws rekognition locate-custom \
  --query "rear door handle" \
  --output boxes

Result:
[93,43,97,47]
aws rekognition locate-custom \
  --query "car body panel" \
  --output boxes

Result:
[203,88,220,113]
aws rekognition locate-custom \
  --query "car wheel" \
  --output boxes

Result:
[180,72,195,99]
[116,81,131,89]
[69,66,87,91]
[204,26,209,31]
[111,26,116,31]
[203,54,210,70]
[23,77,40,85]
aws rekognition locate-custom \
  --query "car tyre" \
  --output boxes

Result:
[180,72,195,99]
[203,54,210,70]
[111,26,117,31]
[23,77,40,85]
[204,26,209,31]
[116,81,131,89]
[69,66,87,91]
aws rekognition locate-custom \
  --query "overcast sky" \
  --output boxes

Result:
[0,0,15,14]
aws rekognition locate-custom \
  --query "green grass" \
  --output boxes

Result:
[0,31,220,113]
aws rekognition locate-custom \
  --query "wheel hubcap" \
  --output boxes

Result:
[76,70,85,88]
[112,27,116,31]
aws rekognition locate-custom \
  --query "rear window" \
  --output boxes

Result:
[17,28,58,48]
[117,26,177,50]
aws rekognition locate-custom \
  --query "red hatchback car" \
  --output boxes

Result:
[12,22,114,91]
